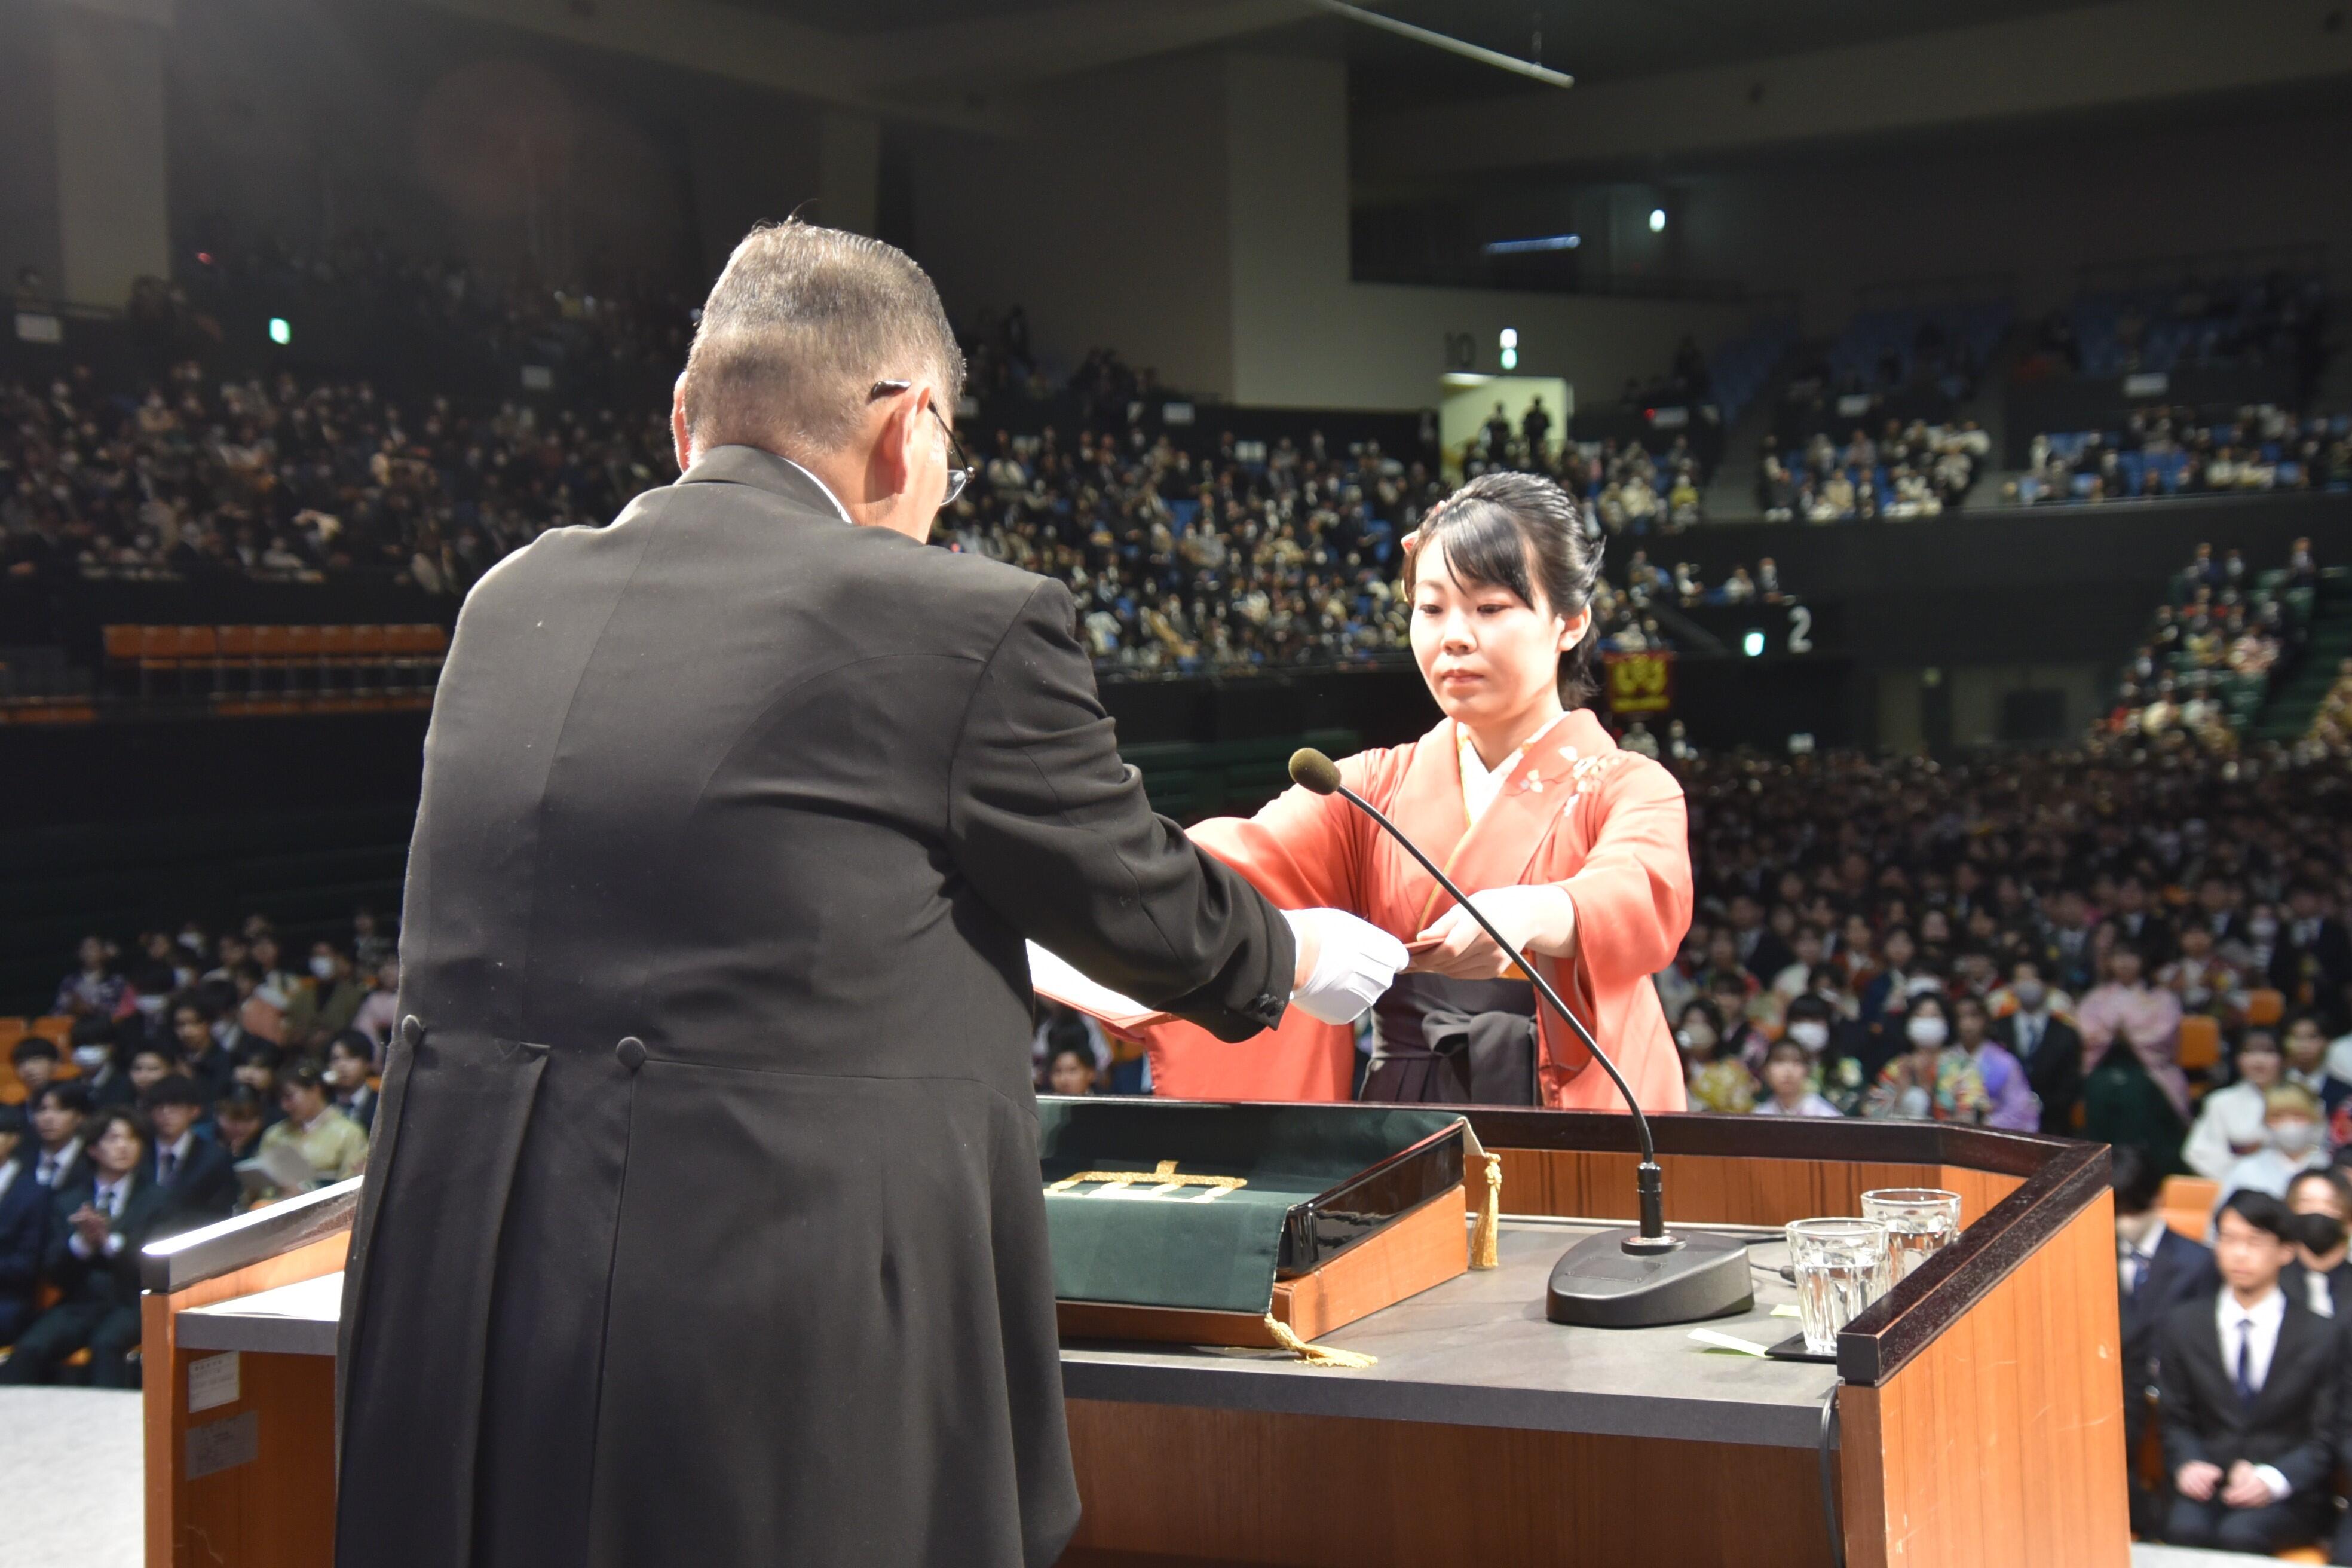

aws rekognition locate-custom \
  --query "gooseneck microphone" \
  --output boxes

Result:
[1289,746,1753,1328]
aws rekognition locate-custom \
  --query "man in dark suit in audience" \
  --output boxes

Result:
[143,1076,238,1227]
[0,1106,172,1386]
[2160,1189,2335,1554]
[25,1080,91,1195]
[1995,957,2084,1135]
[2112,1144,2215,1538]
[0,1106,51,1347]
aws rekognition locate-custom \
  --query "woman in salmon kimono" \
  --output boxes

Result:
[1137,470,1692,1113]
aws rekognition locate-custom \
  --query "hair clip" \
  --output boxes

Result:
[1399,529,1420,556]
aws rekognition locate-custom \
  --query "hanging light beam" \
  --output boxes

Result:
[1296,0,1575,89]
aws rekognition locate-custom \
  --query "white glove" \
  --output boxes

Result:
[1281,908,1410,1025]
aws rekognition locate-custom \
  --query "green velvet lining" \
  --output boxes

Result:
[1038,1100,1463,1315]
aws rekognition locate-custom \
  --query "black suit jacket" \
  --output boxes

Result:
[1740,929,1796,984]
[1996,1012,2084,1135]
[149,1135,240,1227]
[2281,1258,2352,1321]
[2121,1229,2215,1409]
[335,446,1296,1568]
[2158,1291,2338,1495]
[44,1173,173,1313]
[0,1160,51,1309]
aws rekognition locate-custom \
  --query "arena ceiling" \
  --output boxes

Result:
[711,0,2111,104]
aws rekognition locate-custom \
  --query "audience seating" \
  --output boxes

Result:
[2246,987,2285,1026]
[99,623,449,706]
[2175,1014,2221,1076]
[2158,1175,2218,1241]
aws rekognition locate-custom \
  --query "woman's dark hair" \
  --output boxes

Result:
[1403,471,1603,704]
[1676,997,1725,1040]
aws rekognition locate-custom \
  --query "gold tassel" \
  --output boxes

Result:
[1469,1153,1503,1270]
[1263,1314,1377,1368]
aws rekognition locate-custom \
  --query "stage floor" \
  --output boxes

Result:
[0,1374,2278,1568]
[2,1386,142,1568]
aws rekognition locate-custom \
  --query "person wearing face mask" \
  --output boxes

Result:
[1993,957,2084,1135]
[1864,996,1986,1122]
[2214,1085,2332,1222]
[1675,999,1756,1114]
[1781,992,1866,1114]
[2186,1030,2288,1181]
[284,942,367,1052]
[68,1019,131,1109]
[2278,1167,2352,1320]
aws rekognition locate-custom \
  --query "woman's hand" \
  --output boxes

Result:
[1411,886,1578,980]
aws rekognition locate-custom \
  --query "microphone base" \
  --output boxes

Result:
[1545,1228,1755,1329]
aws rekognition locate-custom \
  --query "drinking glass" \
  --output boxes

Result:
[1861,1189,1963,1286]
[1785,1218,1889,1356]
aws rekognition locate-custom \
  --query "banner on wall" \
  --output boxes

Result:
[1604,651,1676,715]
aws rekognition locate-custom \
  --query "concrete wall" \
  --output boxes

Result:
[0,3,64,298]
[908,50,1758,412]
[902,52,1236,399]
[164,0,716,288]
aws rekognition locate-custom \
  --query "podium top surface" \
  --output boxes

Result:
[177,1217,1839,1448]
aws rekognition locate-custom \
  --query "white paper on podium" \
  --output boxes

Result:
[1025,942,1172,1033]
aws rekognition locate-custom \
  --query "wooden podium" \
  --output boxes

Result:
[140,1108,2123,1568]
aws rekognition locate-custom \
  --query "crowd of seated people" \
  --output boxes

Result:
[1656,745,2350,1172]
[0,361,679,592]
[1,910,394,1385]
[2031,269,2331,382]
[1756,420,1989,522]
[2013,407,2351,506]
[2310,660,2352,762]
[2097,538,2322,754]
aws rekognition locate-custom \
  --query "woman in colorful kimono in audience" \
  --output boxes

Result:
[1134,472,1693,1111]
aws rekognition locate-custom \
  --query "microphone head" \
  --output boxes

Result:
[1288,748,1342,796]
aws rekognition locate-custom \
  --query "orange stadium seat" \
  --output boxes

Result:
[286,626,326,693]
[2176,1015,2221,1074]
[351,625,390,693]
[215,624,257,695]
[250,624,293,691]
[317,624,354,694]
[2161,1175,2217,1241]
[29,1016,72,1048]
[102,625,141,665]
[136,625,184,696]
[2246,988,2284,1027]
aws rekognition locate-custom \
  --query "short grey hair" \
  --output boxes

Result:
[681,220,965,459]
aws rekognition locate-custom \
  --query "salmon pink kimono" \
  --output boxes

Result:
[1140,709,1692,1111]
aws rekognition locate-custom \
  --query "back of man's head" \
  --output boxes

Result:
[681,220,963,463]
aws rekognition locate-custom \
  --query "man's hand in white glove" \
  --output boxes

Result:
[1282,908,1411,1025]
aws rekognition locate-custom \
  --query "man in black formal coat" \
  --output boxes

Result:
[0,1106,172,1386]
[0,1106,50,1346]
[333,220,1407,1568]
[1993,957,2084,1135]
[2160,1190,2336,1554]
[2111,1146,2216,1538]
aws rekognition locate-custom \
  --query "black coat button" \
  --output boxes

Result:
[615,1036,647,1072]
[399,1015,425,1050]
